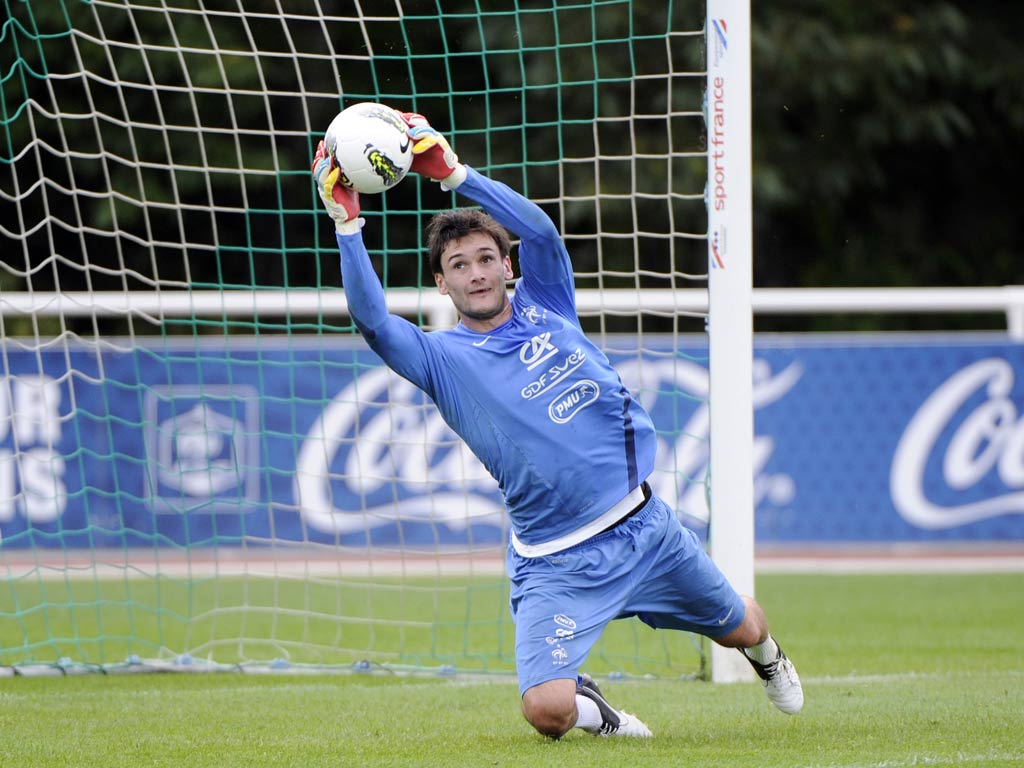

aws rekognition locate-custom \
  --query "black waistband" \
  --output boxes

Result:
[598,481,651,535]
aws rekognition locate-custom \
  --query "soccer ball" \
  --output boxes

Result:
[324,102,413,194]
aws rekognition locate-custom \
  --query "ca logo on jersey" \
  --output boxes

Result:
[519,332,559,371]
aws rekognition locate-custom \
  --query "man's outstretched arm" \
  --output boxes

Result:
[401,113,573,295]
[311,140,434,389]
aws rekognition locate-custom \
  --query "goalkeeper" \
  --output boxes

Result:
[312,113,803,739]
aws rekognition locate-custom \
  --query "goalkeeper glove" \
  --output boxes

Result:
[400,112,467,191]
[311,140,363,235]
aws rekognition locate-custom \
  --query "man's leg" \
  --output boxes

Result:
[715,596,804,714]
[613,499,804,716]
[520,678,576,737]
[507,508,664,739]
[520,677,652,739]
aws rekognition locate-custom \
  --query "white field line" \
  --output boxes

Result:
[798,754,1023,768]
[805,668,1024,685]
[755,555,1024,574]
[4,664,1016,687]
[1,547,1022,580]
[0,550,508,580]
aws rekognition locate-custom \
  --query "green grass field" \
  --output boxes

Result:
[1,572,1022,767]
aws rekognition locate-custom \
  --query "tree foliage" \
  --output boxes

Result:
[3,1,1022,337]
[752,1,1024,297]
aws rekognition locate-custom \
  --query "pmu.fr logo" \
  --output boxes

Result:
[711,19,728,66]
[144,386,260,513]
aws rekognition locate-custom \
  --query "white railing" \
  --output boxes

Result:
[4,286,1024,339]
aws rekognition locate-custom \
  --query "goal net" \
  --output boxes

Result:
[0,0,747,680]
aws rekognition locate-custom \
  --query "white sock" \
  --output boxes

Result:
[744,634,780,665]
[575,694,604,732]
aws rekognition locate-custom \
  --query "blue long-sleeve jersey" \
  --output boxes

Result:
[336,167,657,548]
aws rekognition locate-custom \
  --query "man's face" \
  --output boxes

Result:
[434,232,514,329]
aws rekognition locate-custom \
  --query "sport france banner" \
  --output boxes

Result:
[1,335,1022,549]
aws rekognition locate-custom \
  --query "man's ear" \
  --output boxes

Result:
[434,271,448,295]
[502,255,514,280]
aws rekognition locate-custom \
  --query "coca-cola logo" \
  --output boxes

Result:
[293,366,504,535]
[293,357,803,535]
[891,357,1024,529]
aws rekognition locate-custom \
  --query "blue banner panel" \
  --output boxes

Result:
[752,335,1024,544]
[0,334,1021,549]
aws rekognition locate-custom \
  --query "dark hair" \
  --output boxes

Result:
[426,209,511,275]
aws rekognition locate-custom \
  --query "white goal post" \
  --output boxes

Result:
[705,1,756,683]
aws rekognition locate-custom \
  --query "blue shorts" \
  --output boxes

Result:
[506,492,745,695]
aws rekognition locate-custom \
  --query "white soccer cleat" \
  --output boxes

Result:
[607,710,654,738]
[576,674,654,738]
[747,647,804,714]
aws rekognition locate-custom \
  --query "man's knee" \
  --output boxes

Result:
[715,595,769,648]
[521,678,578,738]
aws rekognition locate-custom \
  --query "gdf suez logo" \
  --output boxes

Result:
[519,333,558,371]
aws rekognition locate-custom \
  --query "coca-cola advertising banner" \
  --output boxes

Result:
[1,334,1021,549]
